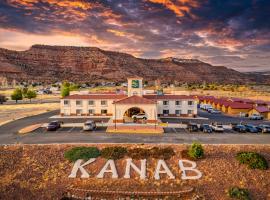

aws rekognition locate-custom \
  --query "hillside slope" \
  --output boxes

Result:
[0,45,265,84]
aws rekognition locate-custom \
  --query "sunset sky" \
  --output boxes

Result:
[0,0,269,72]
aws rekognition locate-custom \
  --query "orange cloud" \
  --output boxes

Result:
[148,0,200,17]
[107,29,144,42]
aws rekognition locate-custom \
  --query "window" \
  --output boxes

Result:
[163,110,169,114]
[133,91,138,95]
[88,109,95,114]
[188,110,193,114]
[188,101,194,106]
[175,110,181,115]
[175,101,181,106]
[101,109,107,114]
[101,100,107,106]
[163,101,169,105]
[76,100,82,106]
[88,100,95,106]
[64,100,69,105]
[76,109,82,115]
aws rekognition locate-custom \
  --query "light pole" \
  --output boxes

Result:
[114,102,117,130]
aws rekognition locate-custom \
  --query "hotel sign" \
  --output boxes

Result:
[68,159,202,180]
[131,80,140,88]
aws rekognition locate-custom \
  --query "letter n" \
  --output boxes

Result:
[124,159,146,179]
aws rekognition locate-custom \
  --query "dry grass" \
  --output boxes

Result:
[0,103,58,126]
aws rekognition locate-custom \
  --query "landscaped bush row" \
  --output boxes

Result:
[227,186,251,200]
[64,146,175,162]
[236,152,268,170]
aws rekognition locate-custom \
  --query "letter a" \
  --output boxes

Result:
[124,159,146,179]
[68,158,96,178]
[179,160,202,180]
[97,160,118,179]
[154,160,175,180]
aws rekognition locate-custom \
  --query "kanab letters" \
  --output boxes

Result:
[69,159,202,180]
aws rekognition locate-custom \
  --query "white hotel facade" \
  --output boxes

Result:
[60,77,197,123]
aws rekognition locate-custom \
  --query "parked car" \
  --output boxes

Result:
[256,124,270,133]
[132,113,147,120]
[211,123,224,132]
[187,123,199,132]
[233,124,246,133]
[249,114,263,120]
[83,120,97,131]
[47,121,62,131]
[209,109,221,114]
[207,108,214,113]
[245,124,259,133]
[200,124,212,133]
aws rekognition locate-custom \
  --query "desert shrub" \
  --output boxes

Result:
[227,187,251,200]
[150,147,175,160]
[127,148,150,159]
[64,147,100,162]
[101,146,127,160]
[236,152,268,170]
[188,142,204,159]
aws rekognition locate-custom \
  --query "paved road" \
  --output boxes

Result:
[1,110,270,144]
[161,109,270,125]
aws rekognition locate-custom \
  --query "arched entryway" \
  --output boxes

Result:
[123,107,146,123]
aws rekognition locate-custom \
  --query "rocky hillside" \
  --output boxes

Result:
[0,45,267,84]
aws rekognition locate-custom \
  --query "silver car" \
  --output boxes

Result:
[83,120,97,131]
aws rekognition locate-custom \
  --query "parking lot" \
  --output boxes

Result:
[161,109,270,126]
[33,126,107,134]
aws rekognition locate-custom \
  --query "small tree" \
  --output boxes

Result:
[22,87,28,98]
[11,88,23,103]
[188,142,204,159]
[26,90,37,102]
[61,86,70,97]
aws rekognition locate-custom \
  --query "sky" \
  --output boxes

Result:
[0,0,269,72]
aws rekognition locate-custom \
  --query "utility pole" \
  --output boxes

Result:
[114,102,117,130]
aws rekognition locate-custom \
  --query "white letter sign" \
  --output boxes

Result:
[68,158,96,178]
[179,160,202,180]
[154,160,175,180]
[124,159,147,179]
[97,159,118,179]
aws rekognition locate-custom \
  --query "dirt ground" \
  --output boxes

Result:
[0,103,58,125]
[0,144,269,200]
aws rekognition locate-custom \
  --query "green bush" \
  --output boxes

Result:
[101,146,127,160]
[64,147,100,162]
[236,152,268,170]
[227,187,251,200]
[188,142,204,159]
[150,147,175,160]
[127,148,150,160]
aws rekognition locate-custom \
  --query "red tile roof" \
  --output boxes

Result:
[228,102,253,109]
[62,94,127,100]
[143,95,195,100]
[114,95,156,104]
[254,106,270,113]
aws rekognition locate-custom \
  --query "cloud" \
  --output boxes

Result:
[0,0,269,72]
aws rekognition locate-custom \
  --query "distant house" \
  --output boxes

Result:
[222,102,253,115]
[249,106,270,119]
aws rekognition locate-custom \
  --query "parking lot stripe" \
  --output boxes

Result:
[68,127,75,133]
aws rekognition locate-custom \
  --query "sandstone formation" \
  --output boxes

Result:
[0,45,267,84]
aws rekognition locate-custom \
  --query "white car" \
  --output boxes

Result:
[132,113,147,120]
[83,120,97,131]
[249,114,263,120]
[211,124,224,132]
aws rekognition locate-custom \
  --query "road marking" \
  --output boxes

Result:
[68,127,75,133]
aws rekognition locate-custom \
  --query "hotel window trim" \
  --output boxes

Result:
[64,100,69,106]
[88,109,95,115]
[101,100,108,106]
[76,100,82,106]
[175,101,181,106]
[163,101,169,106]
[188,101,194,106]
[88,100,95,106]
[101,109,107,115]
